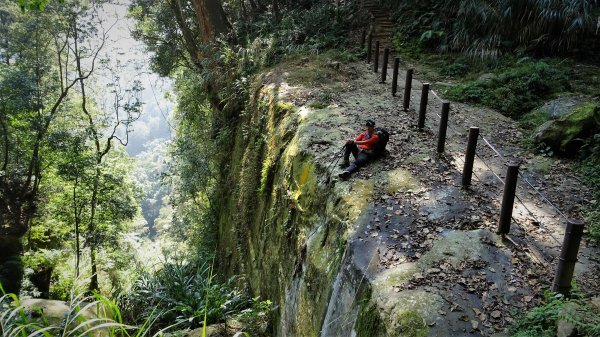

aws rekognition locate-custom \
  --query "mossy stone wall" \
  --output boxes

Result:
[213,69,349,336]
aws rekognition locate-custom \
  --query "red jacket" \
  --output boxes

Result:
[355,132,379,151]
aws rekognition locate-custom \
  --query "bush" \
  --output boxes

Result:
[510,291,600,337]
[444,60,569,118]
[118,257,273,334]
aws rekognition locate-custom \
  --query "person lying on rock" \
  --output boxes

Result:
[338,119,380,180]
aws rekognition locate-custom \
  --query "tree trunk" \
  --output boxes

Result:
[190,0,231,42]
[168,0,225,111]
[89,246,98,292]
[0,115,8,171]
[73,178,81,278]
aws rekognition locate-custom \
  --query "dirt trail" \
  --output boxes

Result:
[304,56,598,335]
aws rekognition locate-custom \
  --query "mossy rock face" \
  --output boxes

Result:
[533,102,600,154]
[355,303,385,337]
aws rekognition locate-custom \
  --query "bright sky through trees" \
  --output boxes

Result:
[97,1,173,155]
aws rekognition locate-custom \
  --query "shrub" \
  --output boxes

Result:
[118,258,273,334]
[0,282,133,337]
[510,291,600,337]
[444,60,569,118]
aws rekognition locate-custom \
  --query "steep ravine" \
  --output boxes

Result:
[213,57,599,337]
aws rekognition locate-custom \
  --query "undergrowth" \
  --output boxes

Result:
[118,257,272,336]
[0,261,272,337]
[510,290,600,337]
[579,134,600,244]
[442,59,570,118]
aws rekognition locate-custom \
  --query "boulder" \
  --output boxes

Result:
[187,324,228,337]
[538,97,586,119]
[20,298,110,337]
[533,102,600,154]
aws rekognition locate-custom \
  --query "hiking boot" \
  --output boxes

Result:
[338,170,351,180]
[338,161,350,169]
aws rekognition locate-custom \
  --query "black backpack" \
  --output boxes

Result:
[374,128,389,156]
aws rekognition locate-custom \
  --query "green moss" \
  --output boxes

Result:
[394,311,427,337]
[534,102,599,153]
[443,60,570,118]
[520,109,550,130]
[356,302,384,337]
[309,101,328,109]
[527,156,554,175]
[342,179,374,220]
[283,53,350,86]
[378,168,418,194]
[308,90,334,109]
[561,102,600,147]
[259,156,273,193]
[273,102,295,118]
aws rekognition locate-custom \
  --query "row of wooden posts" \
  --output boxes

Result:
[363,34,586,296]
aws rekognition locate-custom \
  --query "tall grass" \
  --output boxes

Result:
[0,280,186,337]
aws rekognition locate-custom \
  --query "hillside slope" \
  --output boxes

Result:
[212,54,599,336]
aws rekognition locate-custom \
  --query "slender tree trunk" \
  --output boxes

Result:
[0,115,8,171]
[73,177,81,278]
[87,165,100,292]
[168,0,201,61]
[89,246,98,292]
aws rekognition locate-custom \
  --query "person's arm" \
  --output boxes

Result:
[347,133,364,144]
[354,134,379,146]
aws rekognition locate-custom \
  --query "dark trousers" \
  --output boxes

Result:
[343,143,371,173]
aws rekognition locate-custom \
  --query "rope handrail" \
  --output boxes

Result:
[429,86,563,251]
[446,142,553,265]
[429,86,573,224]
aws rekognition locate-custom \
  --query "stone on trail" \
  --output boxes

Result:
[533,101,600,154]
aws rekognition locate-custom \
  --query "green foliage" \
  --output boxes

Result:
[118,257,273,334]
[443,60,569,118]
[578,133,600,243]
[1,280,129,337]
[439,60,471,77]
[520,109,551,130]
[385,0,600,58]
[510,291,600,337]
[309,90,334,109]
